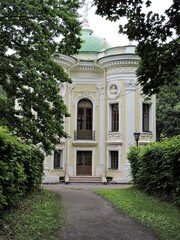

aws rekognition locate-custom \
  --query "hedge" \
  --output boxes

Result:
[128,136,180,206]
[0,127,44,210]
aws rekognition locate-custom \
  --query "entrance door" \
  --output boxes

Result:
[77,151,92,176]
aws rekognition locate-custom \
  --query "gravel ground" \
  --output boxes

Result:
[43,183,159,240]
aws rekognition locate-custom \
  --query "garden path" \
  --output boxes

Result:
[43,184,159,240]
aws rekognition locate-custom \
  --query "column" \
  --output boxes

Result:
[123,79,136,181]
[96,83,105,176]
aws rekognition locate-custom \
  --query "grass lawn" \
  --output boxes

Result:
[0,189,63,240]
[96,187,180,240]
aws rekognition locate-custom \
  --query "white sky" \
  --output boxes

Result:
[85,0,173,47]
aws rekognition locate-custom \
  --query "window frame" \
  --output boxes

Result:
[107,148,120,171]
[142,103,152,132]
[110,150,119,170]
[77,98,93,131]
[53,149,63,169]
[109,102,120,132]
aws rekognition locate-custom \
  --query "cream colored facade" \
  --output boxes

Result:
[43,28,156,184]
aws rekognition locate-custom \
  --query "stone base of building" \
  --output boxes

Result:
[110,177,132,184]
[42,176,59,184]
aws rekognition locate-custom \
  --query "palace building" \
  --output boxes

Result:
[43,15,156,184]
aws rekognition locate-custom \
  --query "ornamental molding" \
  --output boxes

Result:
[54,54,76,68]
[59,82,66,97]
[70,71,103,79]
[98,55,140,68]
[96,83,105,94]
[72,94,97,108]
[69,83,76,92]
[140,133,153,141]
[125,79,137,90]
[107,67,137,74]
[73,90,97,97]
[107,81,121,99]
[74,66,102,72]
[108,60,139,66]
[107,132,122,142]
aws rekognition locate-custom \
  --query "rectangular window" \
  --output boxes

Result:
[110,151,118,169]
[142,103,150,132]
[54,150,62,169]
[111,103,119,132]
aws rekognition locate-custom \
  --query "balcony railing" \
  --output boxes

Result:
[74,130,95,141]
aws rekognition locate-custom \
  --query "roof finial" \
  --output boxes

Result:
[82,1,91,29]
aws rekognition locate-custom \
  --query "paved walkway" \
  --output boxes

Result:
[43,184,159,240]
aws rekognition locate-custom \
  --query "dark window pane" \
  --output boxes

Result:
[77,99,93,138]
[110,151,118,169]
[112,103,119,132]
[143,103,150,132]
[54,150,61,169]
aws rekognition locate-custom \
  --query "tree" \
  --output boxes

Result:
[93,0,180,96]
[0,0,83,154]
[156,80,180,140]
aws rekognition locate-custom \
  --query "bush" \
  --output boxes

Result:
[128,136,180,205]
[127,146,141,184]
[0,127,44,210]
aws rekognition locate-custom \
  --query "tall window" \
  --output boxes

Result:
[143,103,150,132]
[110,151,118,169]
[76,99,93,140]
[111,103,119,132]
[77,99,92,130]
[54,150,63,169]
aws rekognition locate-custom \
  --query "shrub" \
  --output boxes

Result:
[127,146,141,184]
[128,136,180,206]
[0,127,44,210]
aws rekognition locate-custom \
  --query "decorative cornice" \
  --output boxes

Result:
[75,66,102,72]
[54,53,76,68]
[98,55,140,68]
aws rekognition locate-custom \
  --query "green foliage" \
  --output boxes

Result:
[1,189,63,240]
[156,82,180,140]
[128,136,180,206]
[127,146,141,184]
[0,127,44,210]
[93,0,180,96]
[96,187,180,240]
[0,0,84,153]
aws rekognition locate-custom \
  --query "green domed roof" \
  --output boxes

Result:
[79,28,111,52]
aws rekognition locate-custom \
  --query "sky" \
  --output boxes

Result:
[83,0,173,47]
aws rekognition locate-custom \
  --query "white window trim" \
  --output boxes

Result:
[51,148,64,170]
[108,100,121,133]
[74,96,96,132]
[141,101,153,133]
[107,145,121,171]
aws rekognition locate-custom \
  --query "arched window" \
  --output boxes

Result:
[76,98,93,140]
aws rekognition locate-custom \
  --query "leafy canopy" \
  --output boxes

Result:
[93,0,180,95]
[156,80,180,140]
[0,0,84,153]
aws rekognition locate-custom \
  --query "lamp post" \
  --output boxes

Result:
[134,132,140,147]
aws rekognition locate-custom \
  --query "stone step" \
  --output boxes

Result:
[69,176,102,183]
